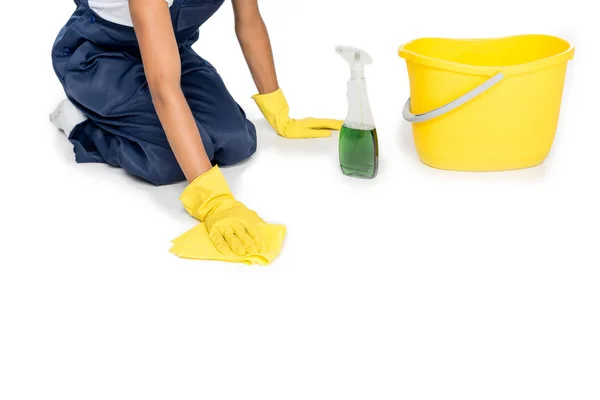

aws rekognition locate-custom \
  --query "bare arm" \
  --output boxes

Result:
[129,0,212,183]
[232,0,279,94]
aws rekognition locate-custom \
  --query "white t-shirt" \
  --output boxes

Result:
[88,0,174,27]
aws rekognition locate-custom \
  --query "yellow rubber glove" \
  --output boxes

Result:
[252,88,343,138]
[179,166,269,256]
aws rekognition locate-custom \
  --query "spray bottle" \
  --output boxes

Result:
[336,45,378,179]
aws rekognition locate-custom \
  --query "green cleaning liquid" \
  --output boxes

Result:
[339,124,378,179]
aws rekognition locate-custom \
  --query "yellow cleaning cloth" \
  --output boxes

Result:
[170,223,286,266]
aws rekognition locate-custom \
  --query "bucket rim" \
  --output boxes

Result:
[398,34,574,77]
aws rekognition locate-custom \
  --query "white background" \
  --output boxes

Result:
[1,0,599,399]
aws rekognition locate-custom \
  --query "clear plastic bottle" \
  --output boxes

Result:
[336,46,378,179]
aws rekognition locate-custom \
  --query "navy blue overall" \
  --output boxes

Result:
[52,0,257,185]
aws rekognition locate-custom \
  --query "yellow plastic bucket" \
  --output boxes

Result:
[398,34,574,171]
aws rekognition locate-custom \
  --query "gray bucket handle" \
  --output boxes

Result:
[403,72,505,123]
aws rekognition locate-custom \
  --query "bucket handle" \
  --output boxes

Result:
[403,72,505,123]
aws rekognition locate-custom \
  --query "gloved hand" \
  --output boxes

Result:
[252,88,343,139]
[179,166,269,256]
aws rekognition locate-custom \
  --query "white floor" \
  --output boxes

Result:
[1,0,599,399]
